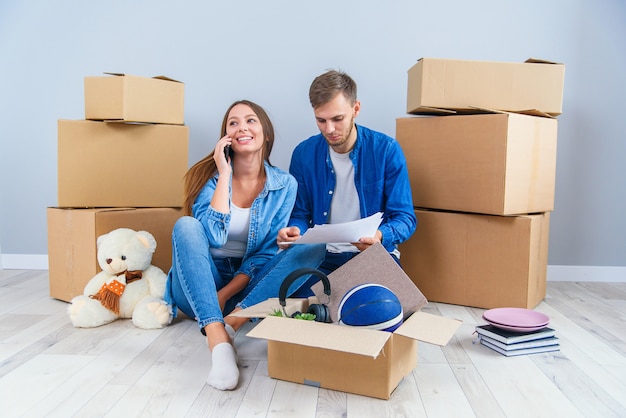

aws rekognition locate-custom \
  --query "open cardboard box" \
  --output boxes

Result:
[231,243,462,399]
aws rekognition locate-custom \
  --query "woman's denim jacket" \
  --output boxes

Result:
[192,161,297,279]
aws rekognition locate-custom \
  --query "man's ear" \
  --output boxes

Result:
[353,100,361,117]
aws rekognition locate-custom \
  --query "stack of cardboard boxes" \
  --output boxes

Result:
[397,58,565,309]
[47,74,189,302]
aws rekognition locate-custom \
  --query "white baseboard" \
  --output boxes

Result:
[1,254,625,282]
[1,254,49,270]
[547,265,625,283]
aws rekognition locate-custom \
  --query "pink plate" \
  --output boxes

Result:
[484,320,548,333]
[483,307,549,328]
[484,316,549,328]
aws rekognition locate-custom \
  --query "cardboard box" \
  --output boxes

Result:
[407,58,565,116]
[47,207,182,302]
[58,120,188,208]
[85,73,185,124]
[399,209,550,310]
[396,113,558,215]
[234,244,462,399]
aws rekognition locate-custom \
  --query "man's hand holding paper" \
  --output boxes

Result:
[278,212,383,247]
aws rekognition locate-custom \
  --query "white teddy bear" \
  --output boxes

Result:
[68,227,172,329]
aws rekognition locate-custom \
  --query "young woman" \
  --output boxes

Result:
[164,100,297,390]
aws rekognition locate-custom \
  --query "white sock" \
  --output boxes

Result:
[206,324,238,360]
[207,342,239,390]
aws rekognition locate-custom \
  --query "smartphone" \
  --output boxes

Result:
[224,145,233,160]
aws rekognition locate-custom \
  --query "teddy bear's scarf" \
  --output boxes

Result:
[124,270,143,283]
[89,270,143,314]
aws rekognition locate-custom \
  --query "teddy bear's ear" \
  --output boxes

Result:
[96,232,109,249]
[136,230,157,254]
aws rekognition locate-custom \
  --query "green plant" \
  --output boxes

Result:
[270,309,315,321]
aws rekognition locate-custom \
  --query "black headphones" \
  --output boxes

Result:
[278,268,332,323]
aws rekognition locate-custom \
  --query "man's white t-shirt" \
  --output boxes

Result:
[327,147,360,253]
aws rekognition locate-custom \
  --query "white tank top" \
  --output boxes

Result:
[210,203,250,258]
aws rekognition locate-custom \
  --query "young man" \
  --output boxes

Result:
[276,69,417,280]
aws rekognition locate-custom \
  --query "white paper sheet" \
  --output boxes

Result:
[281,212,383,245]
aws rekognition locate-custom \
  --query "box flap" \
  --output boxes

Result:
[100,120,147,124]
[395,311,462,346]
[408,106,458,115]
[246,315,392,358]
[409,106,509,116]
[100,72,182,83]
[51,206,137,212]
[153,75,183,83]
[514,109,555,118]
[467,106,507,115]
[468,106,555,119]
[417,56,562,65]
[411,106,554,119]
[525,57,563,65]
[311,243,428,323]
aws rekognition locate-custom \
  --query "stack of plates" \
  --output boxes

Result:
[482,307,550,332]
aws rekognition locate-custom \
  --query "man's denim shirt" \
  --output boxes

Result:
[288,124,417,254]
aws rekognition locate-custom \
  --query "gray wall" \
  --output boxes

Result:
[1,0,625,270]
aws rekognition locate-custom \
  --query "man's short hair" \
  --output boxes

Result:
[309,69,357,108]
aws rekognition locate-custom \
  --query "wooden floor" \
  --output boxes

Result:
[0,270,625,418]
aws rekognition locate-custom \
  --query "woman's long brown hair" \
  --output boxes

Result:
[182,100,275,216]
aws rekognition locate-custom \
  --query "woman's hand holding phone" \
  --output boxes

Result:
[215,136,233,175]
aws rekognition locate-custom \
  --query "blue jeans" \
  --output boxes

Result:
[235,243,327,309]
[165,217,243,330]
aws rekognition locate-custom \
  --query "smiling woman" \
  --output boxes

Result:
[162,99,297,391]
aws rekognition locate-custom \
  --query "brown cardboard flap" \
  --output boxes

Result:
[468,106,555,119]
[525,58,563,65]
[395,311,462,346]
[408,106,457,115]
[312,243,428,323]
[514,109,555,118]
[153,75,182,83]
[102,72,182,83]
[412,106,555,119]
[246,316,391,358]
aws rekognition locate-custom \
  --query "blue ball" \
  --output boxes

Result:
[337,283,403,332]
